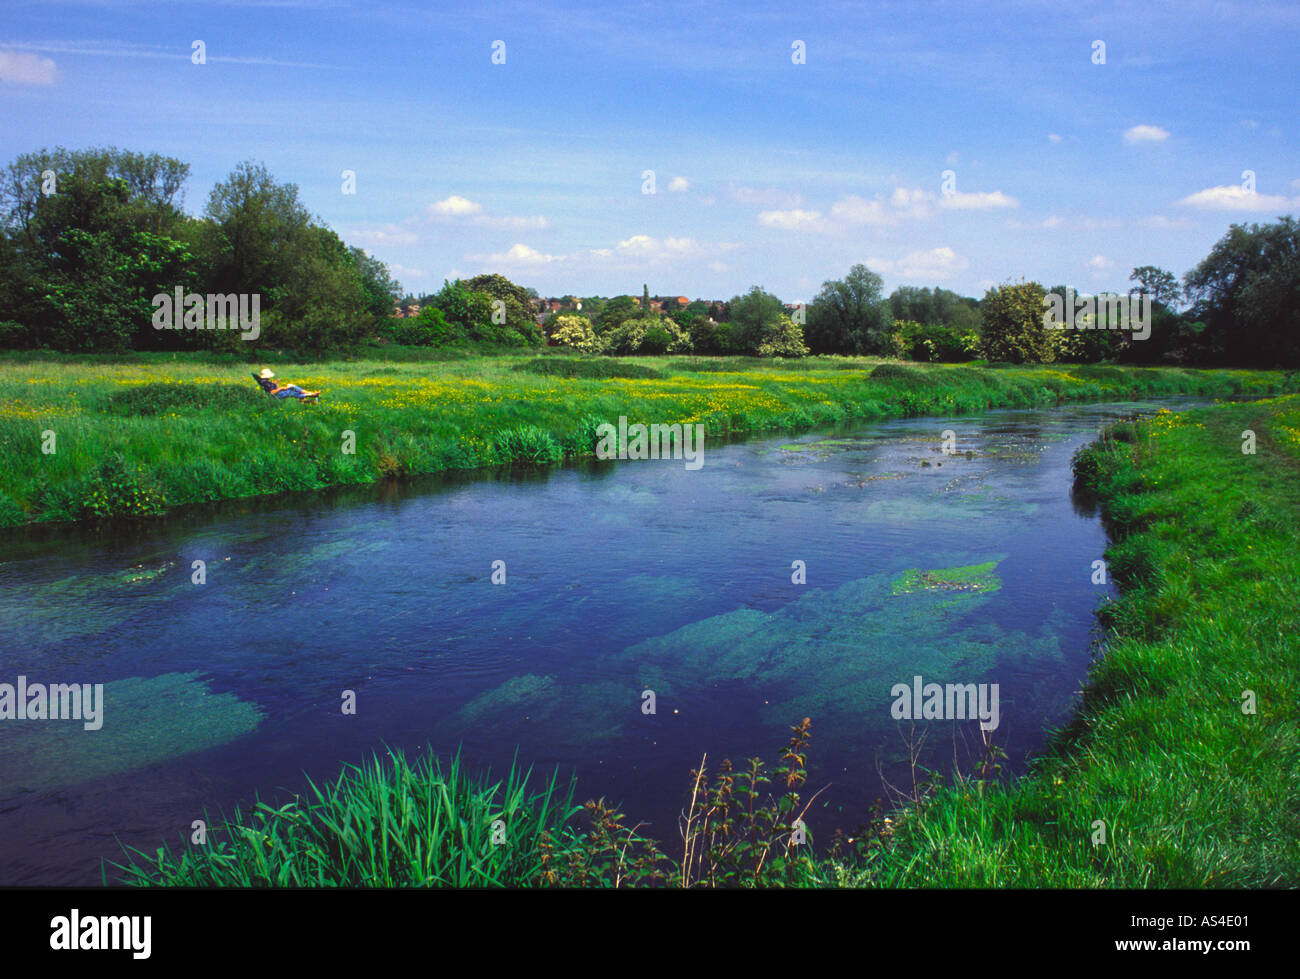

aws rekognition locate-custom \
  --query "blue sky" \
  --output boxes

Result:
[2,0,1298,302]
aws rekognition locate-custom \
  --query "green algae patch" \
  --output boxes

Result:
[891,561,1003,597]
[616,564,1058,763]
[0,560,190,648]
[444,674,629,751]
[0,672,263,793]
[778,438,862,453]
[455,674,559,726]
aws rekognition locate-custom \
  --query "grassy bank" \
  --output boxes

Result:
[1,350,1294,527]
[842,393,1300,886]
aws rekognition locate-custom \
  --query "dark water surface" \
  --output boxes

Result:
[0,400,1197,885]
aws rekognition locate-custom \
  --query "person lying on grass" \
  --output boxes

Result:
[253,368,321,401]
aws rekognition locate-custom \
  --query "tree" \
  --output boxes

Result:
[1130,266,1180,309]
[684,314,729,353]
[463,272,543,345]
[806,264,889,354]
[726,286,786,354]
[980,281,1052,363]
[201,160,311,304]
[261,224,374,353]
[0,147,198,351]
[597,295,639,333]
[639,317,692,354]
[1182,217,1300,366]
[1,146,190,240]
[351,247,403,324]
[1,172,195,351]
[428,279,495,338]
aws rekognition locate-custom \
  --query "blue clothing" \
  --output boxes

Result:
[254,374,311,399]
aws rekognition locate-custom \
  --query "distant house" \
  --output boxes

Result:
[392,302,421,318]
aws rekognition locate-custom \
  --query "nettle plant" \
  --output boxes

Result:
[79,453,168,519]
[678,717,821,888]
[539,718,824,888]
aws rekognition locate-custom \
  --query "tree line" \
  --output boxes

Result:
[1,146,1295,366]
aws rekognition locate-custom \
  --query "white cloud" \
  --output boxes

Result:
[424,195,548,230]
[729,184,803,208]
[868,246,969,280]
[667,176,690,192]
[1177,184,1297,211]
[475,243,562,266]
[1142,215,1193,229]
[389,263,428,282]
[0,51,58,85]
[1048,133,1063,144]
[1241,119,1259,129]
[0,39,330,69]
[474,214,550,231]
[519,234,735,274]
[757,208,825,231]
[1087,255,1114,272]
[430,195,483,216]
[346,224,420,247]
[1040,214,1123,231]
[939,190,1019,210]
[607,235,716,260]
[828,188,936,226]
[828,196,890,225]
[1123,124,1170,144]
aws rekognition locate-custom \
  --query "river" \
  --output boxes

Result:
[0,399,1198,884]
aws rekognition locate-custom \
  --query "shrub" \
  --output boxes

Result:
[755,314,809,358]
[981,281,1053,364]
[549,315,604,354]
[382,307,464,347]
[869,363,924,383]
[512,358,662,380]
[639,318,692,355]
[76,454,168,520]
[892,320,979,362]
[685,315,729,354]
[102,382,265,416]
[600,317,660,355]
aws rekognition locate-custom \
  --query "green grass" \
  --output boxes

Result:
[2,350,1294,527]
[110,749,584,887]
[835,394,1300,886]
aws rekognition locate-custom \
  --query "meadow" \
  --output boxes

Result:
[1,349,1295,527]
